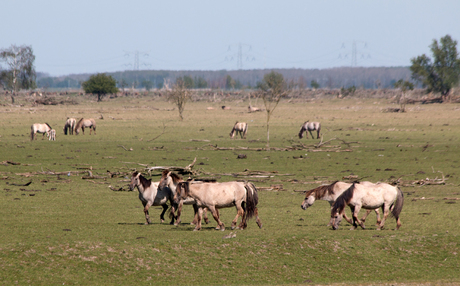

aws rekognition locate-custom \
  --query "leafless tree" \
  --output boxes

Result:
[254,71,289,150]
[168,78,191,121]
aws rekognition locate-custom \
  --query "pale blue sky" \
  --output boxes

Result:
[2,0,459,76]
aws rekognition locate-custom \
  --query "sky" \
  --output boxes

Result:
[1,0,460,76]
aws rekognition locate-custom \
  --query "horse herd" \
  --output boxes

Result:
[129,170,404,232]
[230,120,321,139]
[30,118,96,141]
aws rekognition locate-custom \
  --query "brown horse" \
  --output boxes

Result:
[298,121,321,139]
[75,118,96,135]
[158,170,210,226]
[174,180,262,231]
[301,181,381,226]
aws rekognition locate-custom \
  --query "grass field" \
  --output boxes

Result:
[1,93,459,285]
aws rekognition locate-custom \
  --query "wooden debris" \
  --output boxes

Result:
[145,157,197,175]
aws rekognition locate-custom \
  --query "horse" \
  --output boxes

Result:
[30,123,52,140]
[158,170,210,226]
[75,118,96,135]
[48,129,56,141]
[174,180,262,231]
[301,181,381,226]
[298,121,321,139]
[63,117,76,135]
[229,121,248,139]
[331,182,404,230]
[129,172,177,225]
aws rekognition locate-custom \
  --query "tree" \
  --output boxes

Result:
[393,79,414,112]
[142,80,153,91]
[0,44,36,102]
[194,76,208,88]
[310,80,320,89]
[254,71,289,149]
[410,34,460,97]
[226,75,235,89]
[81,73,118,102]
[168,77,191,120]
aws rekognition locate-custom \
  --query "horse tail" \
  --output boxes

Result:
[244,182,259,220]
[30,125,34,140]
[391,186,404,218]
[331,183,355,217]
[64,123,68,135]
[243,123,248,137]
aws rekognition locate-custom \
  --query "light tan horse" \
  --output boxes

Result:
[298,121,321,139]
[301,181,381,226]
[174,180,262,231]
[229,121,248,139]
[75,118,96,135]
[48,129,56,141]
[63,117,76,135]
[30,123,52,140]
[129,172,177,225]
[158,170,210,226]
[331,182,404,230]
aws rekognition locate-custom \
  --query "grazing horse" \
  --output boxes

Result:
[75,118,96,135]
[298,121,321,139]
[301,181,381,226]
[229,121,248,139]
[174,180,262,231]
[63,118,76,135]
[158,170,210,226]
[48,129,56,141]
[331,182,404,230]
[30,123,52,140]
[129,172,177,225]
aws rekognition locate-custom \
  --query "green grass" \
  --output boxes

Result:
[0,95,459,285]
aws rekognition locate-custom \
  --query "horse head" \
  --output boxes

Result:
[331,212,342,230]
[129,172,142,191]
[301,193,315,210]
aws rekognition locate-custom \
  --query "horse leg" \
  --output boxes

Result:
[254,208,263,228]
[193,207,203,231]
[159,204,168,223]
[375,209,382,225]
[353,205,366,229]
[143,203,152,225]
[233,204,245,230]
[395,216,402,230]
[204,208,211,224]
[378,205,390,230]
[191,204,199,225]
[174,202,183,226]
[209,206,225,231]
[360,209,372,223]
[308,130,314,139]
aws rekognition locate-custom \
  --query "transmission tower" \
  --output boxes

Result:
[339,41,370,67]
[124,50,150,70]
[225,43,255,70]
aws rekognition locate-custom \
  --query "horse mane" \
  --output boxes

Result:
[45,123,52,129]
[133,171,151,189]
[177,181,190,198]
[331,183,355,216]
[160,170,182,184]
[305,181,338,199]
[75,118,83,128]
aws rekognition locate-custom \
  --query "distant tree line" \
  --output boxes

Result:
[35,67,417,91]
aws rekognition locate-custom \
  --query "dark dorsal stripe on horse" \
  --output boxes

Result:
[305,180,339,199]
